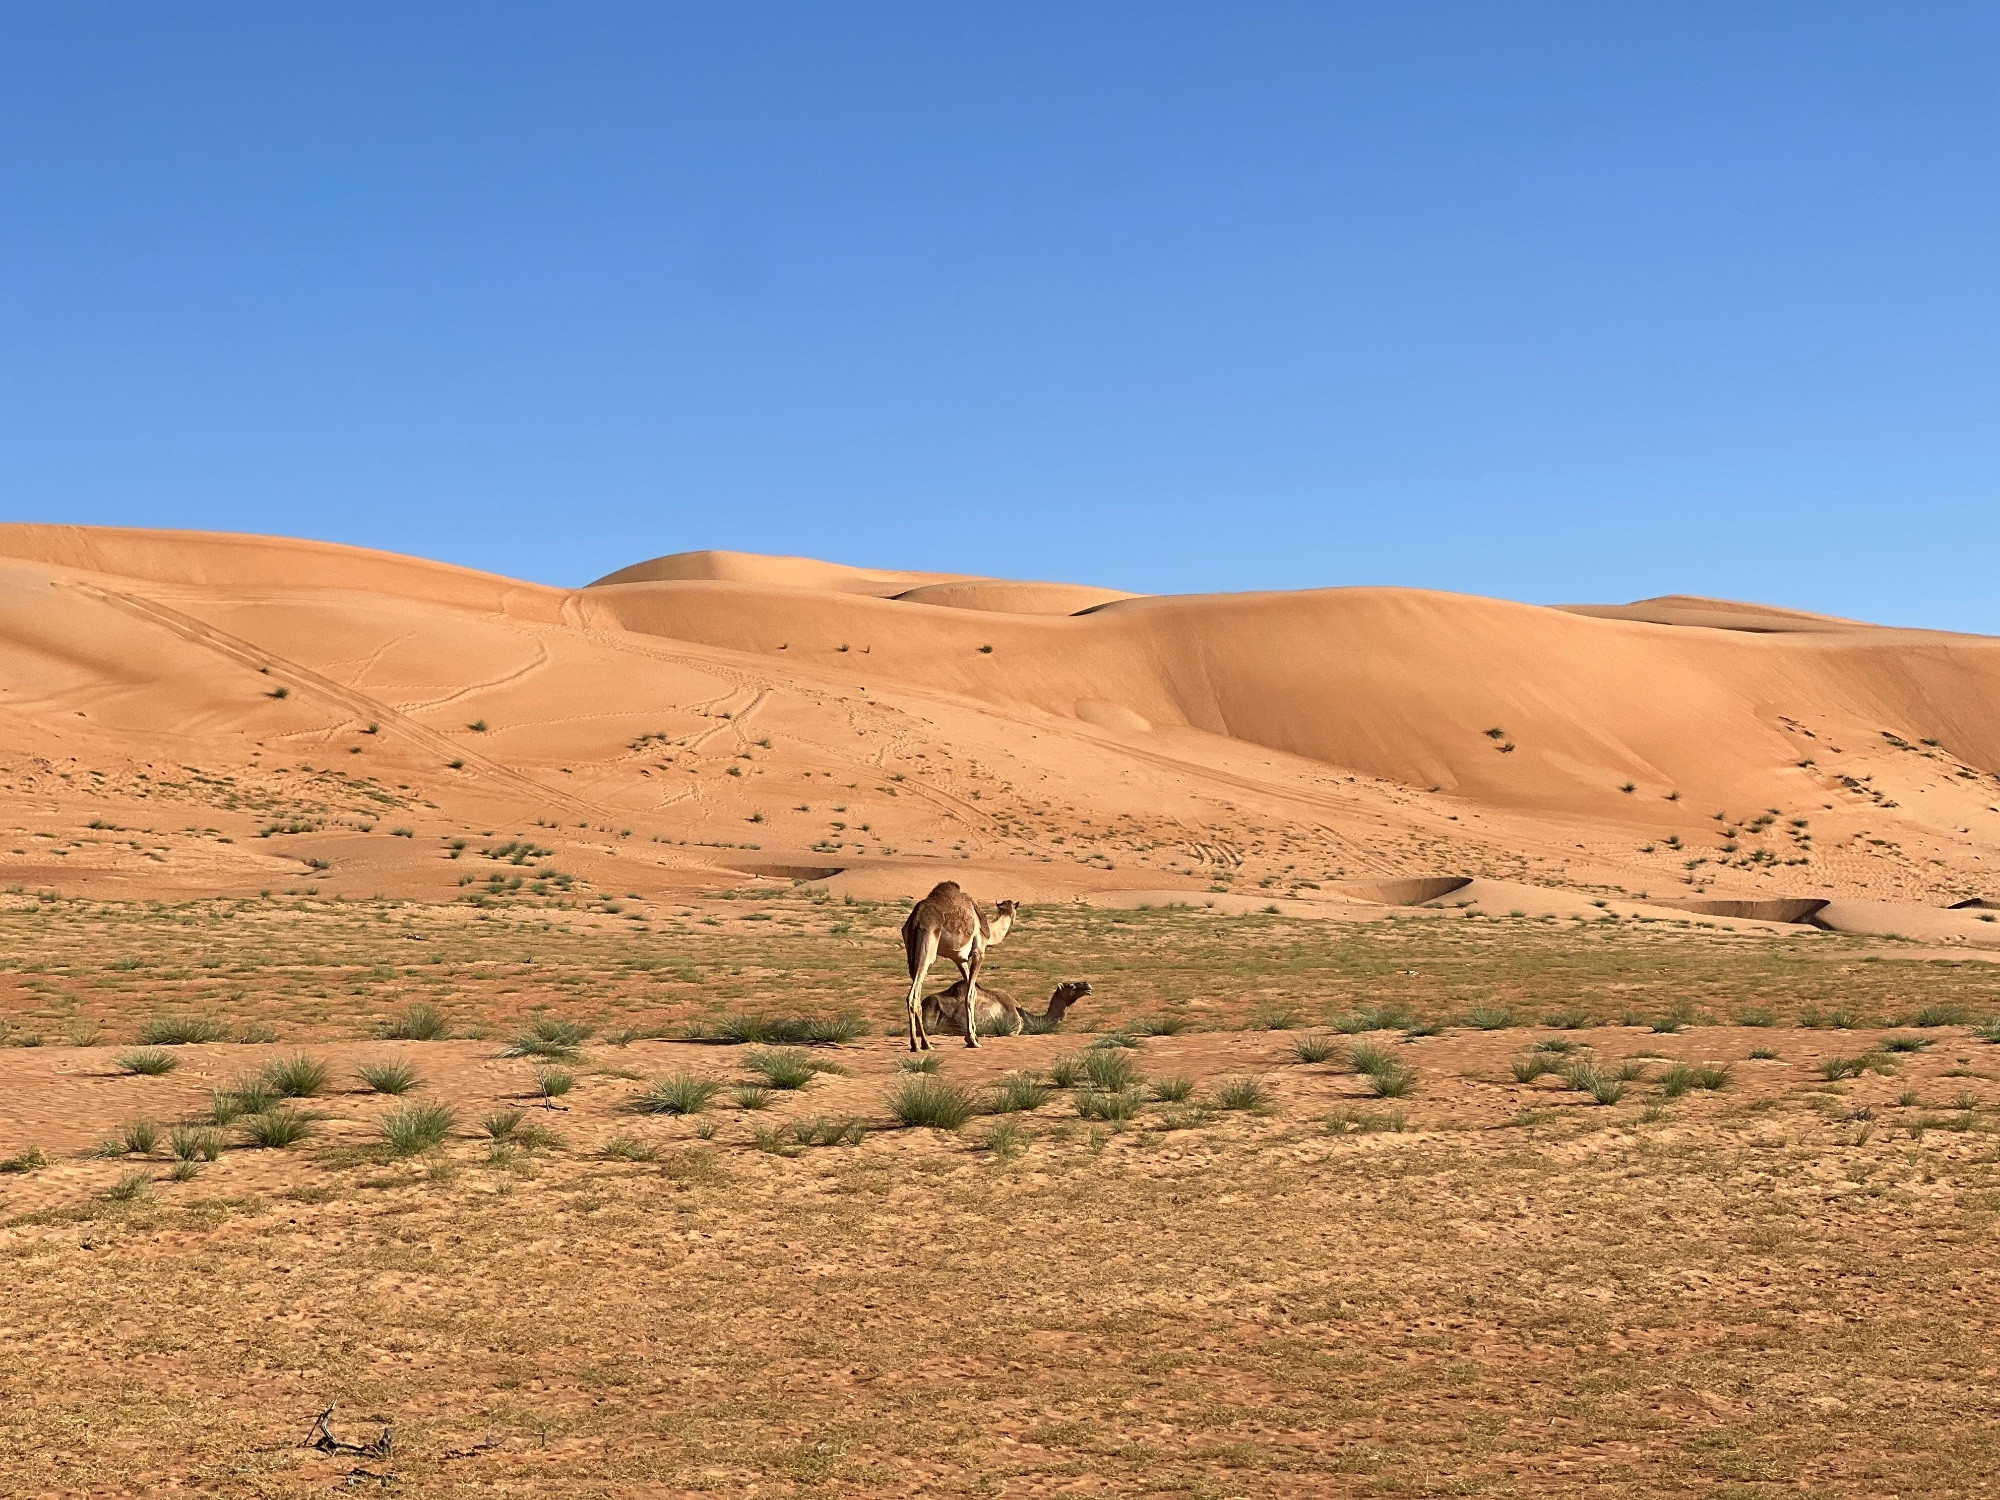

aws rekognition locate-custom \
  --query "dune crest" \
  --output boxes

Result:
[0,529,1993,931]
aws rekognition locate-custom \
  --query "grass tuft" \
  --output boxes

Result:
[115,1048,178,1076]
[1465,1005,1516,1030]
[886,1074,975,1130]
[119,1118,160,1155]
[506,1016,593,1059]
[633,1072,721,1115]
[138,1015,229,1046]
[241,1107,317,1148]
[1214,1075,1274,1112]
[1292,1033,1339,1064]
[986,1072,1049,1114]
[382,1002,451,1041]
[264,1053,332,1098]
[381,1100,456,1155]
[356,1060,420,1095]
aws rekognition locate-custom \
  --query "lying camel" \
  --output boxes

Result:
[922,979,1091,1039]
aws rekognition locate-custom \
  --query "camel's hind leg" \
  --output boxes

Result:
[961,948,983,1049]
[906,929,940,1052]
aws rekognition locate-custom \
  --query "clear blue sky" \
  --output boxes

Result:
[4,4,1996,629]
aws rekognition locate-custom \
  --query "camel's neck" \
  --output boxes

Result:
[1042,986,1080,1022]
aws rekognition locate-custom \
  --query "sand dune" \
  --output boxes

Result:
[1,527,1995,931]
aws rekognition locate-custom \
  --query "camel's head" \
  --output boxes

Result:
[995,899,1021,918]
[1045,980,1091,1020]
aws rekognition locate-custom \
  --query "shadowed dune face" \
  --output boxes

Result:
[1,526,1996,915]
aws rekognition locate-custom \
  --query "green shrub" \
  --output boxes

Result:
[731,1085,773,1110]
[1909,1003,1967,1028]
[382,1002,451,1041]
[1349,1042,1397,1077]
[1047,1052,1086,1089]
[106,1170,154,1204]
[1510,1054,1554,1084]
[170,1126,224,1163]
[139,1015,229,1046]
[1075,1088,1144,1122]
[381,1100,456,1155]
[707,1013,865,1045]
[744,1048,818,1090]
[1215,1076,1273,1112]
[483,1108,524,1139]
[1131,1014,1193,1037]
[264,1054,331,1098]
[886,1075,975,1130]
[634,1073,720,1115]
[115,1048,178,1076]
[241,1108,317,1148]
[119,1118,160,1155]
[986,1072,1049,1114]
[1465,1005,1515,1030]
[506,1016,592,1059]
[0,1145,47,1174]
[1365,1064,1416,1099]
[1292,1033,1338,1064]
[356,1060,420,1095]
[535,1067,575,1102]
[1151,1075,1196,1103]
[1082,1049,1138,1092]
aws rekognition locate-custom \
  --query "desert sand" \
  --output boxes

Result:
[0,522,1995,929]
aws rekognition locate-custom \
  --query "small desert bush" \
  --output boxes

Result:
[1131,1014,1193,1037]
[1972,1016,2000,1044]
[106,1171,154,1204]
[241,1108,317,1148]
[506,1016,593,1059]
[115,1048,178,1076]
[634,1073,720,1115]
[1882,1035,1933,1053]
[1365,1063,1416,1099]
[1614,1058,1650,1083]
[1151,1075,1196,1103]
[1089,1033,1144,1050]
[886,1074,975,1130]
[483,1108,524,1139]
[264,1054,331,1098]
[1214,1076,1273,1112]
[170,1126,224,1163]
[1734,1009,1776,1028]
[119,1118,160,1155]
[1543,1006,1591,1029]
[382,1002,451,1041]
[1748,1046,1780,1061]
[1047,1052,1086,1089]
[1660,1062,1732,1098]
[1082,1048,1138,1092]
[1250,1005,1300,1031]
[789,1116,868,1147]
[1292,1033,1338,1065]
[708,1013,865,1046]
[1348,1042,1397,1077]
[139,1015,229,1046]
[731,1084,773,1110]
[381,1100,456,1155]
[1329,1005,1413,1035]
[986,1072,1049,1114]
[356,1060,420,1095]
[897,1054,941,1073]
[744,1048,819,1090]
[0,1145,47,1174]
[1510,1054,1555,1084]
[1076,1088,1145,1123]
[1016,1010,1066,1036]
[1465,1005,1515,1031]
[600,1135,661,1162]
[1908,1003,1967,1028]
[534,1067,575,1103]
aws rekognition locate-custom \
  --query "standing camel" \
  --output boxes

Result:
[901,881,1020,1050]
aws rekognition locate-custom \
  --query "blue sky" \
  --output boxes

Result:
[3,4,1996,628]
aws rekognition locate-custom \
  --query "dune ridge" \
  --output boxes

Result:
[0,527,1995,935]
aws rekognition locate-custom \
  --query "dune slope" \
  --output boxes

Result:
[1,527,1995,922]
